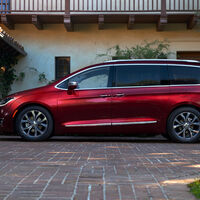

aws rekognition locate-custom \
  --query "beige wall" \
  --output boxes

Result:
[1,23,200,94]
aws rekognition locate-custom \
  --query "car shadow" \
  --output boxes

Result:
[0,135,199,143]
[49,137,171,143]
[0,135,176,143]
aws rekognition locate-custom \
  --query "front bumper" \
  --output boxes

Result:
[0,118,4,133]
[0,107,14,133]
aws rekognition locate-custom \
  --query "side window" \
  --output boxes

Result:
[169,66,200,85]
[57,67,110,89]
[115,65,167,87]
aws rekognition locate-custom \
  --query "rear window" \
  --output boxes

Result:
[169,66,200,85]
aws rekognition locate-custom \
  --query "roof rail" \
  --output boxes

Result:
[104,59,200,63]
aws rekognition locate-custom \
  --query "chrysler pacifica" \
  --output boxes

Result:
[1,59,200,143]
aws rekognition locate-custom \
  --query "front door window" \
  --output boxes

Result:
[57,66,111,90]
[69,67,110,89]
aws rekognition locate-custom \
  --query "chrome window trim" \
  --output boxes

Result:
[169,84,200,87]
[55,63,200,91]
[111,84,200,89]
[65,121,157,127]
[167,64,200,68]
[57,84,200,92]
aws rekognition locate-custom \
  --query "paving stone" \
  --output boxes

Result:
[0,136,198,200]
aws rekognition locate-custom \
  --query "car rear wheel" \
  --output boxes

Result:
[15,106,53,141]
[167,107,200,143]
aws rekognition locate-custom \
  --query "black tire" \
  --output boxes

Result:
[167,107,200,143]
[15,106,53,141]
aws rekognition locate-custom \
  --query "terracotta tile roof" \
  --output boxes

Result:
[0,27,27,56]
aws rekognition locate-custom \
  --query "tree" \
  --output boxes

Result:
[0,50,18,98]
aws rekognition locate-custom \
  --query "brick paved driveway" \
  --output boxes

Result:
[0,136,199,200]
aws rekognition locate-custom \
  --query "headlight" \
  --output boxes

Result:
[0,97,15,106]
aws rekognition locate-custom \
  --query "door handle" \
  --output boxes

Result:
[114,93,125,97]
[100,94,111,98]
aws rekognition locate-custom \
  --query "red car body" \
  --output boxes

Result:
[1,59,200,139]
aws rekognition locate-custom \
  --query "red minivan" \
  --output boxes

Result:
[1,59,200,143]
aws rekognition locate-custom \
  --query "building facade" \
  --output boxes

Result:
[0,0,200,94]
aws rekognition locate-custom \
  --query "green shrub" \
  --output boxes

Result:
[98,40,172,60]
[0,51,18,98]
[188,180,200,199]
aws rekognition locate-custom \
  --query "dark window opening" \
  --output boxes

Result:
[55,57,70,80]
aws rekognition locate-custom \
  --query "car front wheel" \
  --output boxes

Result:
[15,106,53,141]
[167,107,200,143]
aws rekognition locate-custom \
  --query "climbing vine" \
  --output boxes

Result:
[0,50,18,98]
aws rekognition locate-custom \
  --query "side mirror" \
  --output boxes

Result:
[68,82,78,90]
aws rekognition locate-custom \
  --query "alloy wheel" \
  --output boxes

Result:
[173,112,200,140]
[20,110,48,138]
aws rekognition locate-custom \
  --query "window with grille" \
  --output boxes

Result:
[55,57,70,80]
[0,0,10,13]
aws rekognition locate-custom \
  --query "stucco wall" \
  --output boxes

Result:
[1,23,200,94]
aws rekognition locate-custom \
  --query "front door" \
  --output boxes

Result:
[57,65,112,134]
